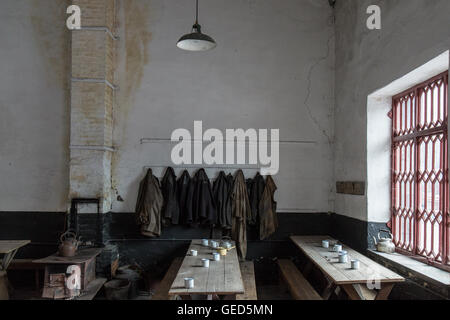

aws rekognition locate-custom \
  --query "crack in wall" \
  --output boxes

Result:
[303,33,335,146]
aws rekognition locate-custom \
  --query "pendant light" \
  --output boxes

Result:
[177,0,217,52]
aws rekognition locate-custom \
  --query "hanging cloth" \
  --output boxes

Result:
[248,172,266,226]
[189,169,216,225]
[259,175,278,240]
[135,169,164,237]
[161,167,180,225]
[231,170,251,260]
[177,170,192,225]
[213,171,233,229]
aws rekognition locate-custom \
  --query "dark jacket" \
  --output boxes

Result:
[213,171,233,229]
[161,167,180,225]
[248,173,265,226]
[187,169,216,225]
[177,170,192,225]
[259,175,278,240]
[135,169,163,237]
[231,170,251,260]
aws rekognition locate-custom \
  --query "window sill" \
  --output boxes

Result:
[368,250,450,295]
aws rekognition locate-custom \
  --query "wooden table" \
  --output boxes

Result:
[0,240,31,300]
[169,240,245,299]
[290,236,404,300]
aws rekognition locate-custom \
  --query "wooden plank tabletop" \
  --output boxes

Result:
[0,240,30,254]
[169,240,245,296]
[290,236,405,285]
[33,248,103,264]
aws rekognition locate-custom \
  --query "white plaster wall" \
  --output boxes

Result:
[334,0,450,222]
[0,0,70,212]
[112,0,335,213]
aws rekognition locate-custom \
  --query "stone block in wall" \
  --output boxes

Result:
[336,181,365,196]
[72,0,116,31]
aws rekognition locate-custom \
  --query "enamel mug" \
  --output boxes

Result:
[223,241,232,249]
[333,244,342,252]
[211,241,219,248]
[338,252,348,263]
[190,249,198,256]
[201,258,210,268]
[212,252,220,261]
[184,278,194,289]
[201,239,209,247]
[322,240,329,249]
[351,260,360,270]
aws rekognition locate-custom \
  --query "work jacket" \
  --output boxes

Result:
[213,171,233,229]
[135,169,164,237]
[177,170,192,225]
[259,175,278,240]
[161,167,180,225]
[231,170,251,260]
[248,173,266,226]
[187,169,217,225]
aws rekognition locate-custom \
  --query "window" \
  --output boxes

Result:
[391,71,449,270]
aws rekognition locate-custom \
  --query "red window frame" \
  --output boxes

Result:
[391,71,449,272]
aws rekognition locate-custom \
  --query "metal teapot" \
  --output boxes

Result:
[58,231,80,257]
[373,230,395,254]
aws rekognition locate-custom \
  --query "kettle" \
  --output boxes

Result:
[373,230,395,254]
[58,231,80,257]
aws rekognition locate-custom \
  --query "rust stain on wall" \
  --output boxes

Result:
[112,0,153,199]
[123,0,152,102]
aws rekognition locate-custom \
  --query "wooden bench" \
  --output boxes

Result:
[9,259,45,291]
[152,257,183,300]
[277,259,322,300]
[236,261,257,300]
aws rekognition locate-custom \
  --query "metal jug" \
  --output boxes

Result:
[373,230,395,254]
[58,231,80,257]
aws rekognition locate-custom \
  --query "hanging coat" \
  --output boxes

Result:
[248,173,266,226]
[177,170,192,225]
[187,169,216,225]
[231,170,251,260]
[259,175,278,240]
[135,169,164,237]
[213,171,233,229]
[161,167,180,225]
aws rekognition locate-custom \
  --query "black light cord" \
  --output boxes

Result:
[195,0,199,24]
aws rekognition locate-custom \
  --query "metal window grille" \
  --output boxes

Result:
[391,71,449,270]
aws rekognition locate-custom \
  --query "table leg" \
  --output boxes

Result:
[321,281,337,300]
[1,249,18,271]
[221,294,237,300]
[302,261,314,278]
[341,283,394,300]
[340,284,365,300]
[0,271,8,300]
[374,283,394,300]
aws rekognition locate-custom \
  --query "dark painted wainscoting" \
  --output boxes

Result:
[0,211,381,270]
